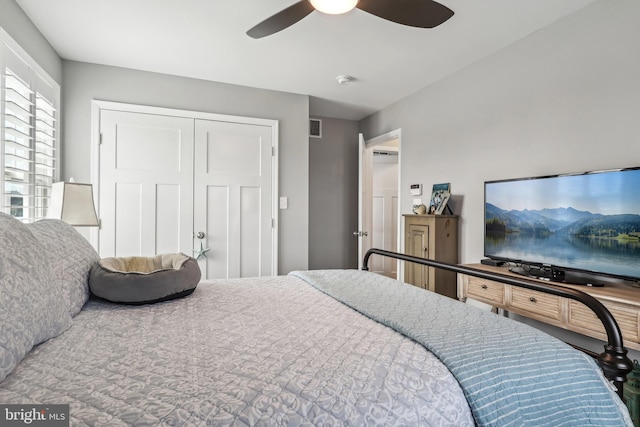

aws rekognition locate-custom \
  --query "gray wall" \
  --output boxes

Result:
[0,0,61,83]
[359,0,640,266]
[61,61,310,274]
[309,117,359,269]
[0,0,317,274]
[8,0,638,277]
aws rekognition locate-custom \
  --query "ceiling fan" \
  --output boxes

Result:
[246,0,454,39]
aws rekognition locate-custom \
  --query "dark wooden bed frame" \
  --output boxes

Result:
[362,248,634,399]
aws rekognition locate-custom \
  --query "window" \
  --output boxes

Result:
[1,29,60,223]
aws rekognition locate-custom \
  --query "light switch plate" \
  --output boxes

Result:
[279,197,288,209]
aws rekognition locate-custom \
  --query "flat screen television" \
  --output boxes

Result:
[484,167,640,286]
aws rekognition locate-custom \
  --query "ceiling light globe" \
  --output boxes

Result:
[309,0,358,15]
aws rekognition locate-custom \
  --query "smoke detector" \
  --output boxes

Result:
[336,75,354,85]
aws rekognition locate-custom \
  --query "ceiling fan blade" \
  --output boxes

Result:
[357,0,454,28]
[247,1,316,39]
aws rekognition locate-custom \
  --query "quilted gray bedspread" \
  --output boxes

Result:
[291,269,632,426]
[0,275,473,426]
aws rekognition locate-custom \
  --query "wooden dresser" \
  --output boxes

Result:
[458,263,640,351]
[403,214,458,298]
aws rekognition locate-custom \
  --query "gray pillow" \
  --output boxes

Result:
[89,253,201,305]
[0,213,72,383]
[29,219,100,317]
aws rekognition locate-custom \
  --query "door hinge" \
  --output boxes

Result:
[272,218,275,228]
[99,133,103,145]
[272,146,275,156]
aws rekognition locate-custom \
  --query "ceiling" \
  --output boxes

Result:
[16,0,596,121]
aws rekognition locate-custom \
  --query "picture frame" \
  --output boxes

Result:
[429,183,451,215]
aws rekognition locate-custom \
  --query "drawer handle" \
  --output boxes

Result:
[481,284,488,289]
[529,297,537,303]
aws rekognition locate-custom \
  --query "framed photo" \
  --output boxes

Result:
[429,183,451,215]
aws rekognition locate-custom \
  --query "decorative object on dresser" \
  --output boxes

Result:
[412,203,427,214]
[428,182,451,215]
[403,214,458,298]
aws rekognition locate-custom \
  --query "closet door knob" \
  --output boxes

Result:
[196,231,205,239]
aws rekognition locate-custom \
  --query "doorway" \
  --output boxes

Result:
[358,129,401,278]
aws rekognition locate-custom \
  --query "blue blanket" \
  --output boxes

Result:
[290,269,632,426]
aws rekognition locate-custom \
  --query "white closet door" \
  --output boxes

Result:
[194,119,274,279]
[98,110,194,257]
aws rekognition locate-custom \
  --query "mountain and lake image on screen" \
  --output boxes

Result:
[484,168,640,282]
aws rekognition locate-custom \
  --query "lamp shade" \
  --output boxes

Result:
[48,182,99,226]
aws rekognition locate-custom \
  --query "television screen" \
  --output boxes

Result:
[484,167,640,283]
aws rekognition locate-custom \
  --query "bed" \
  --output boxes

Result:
[0,213,634,426]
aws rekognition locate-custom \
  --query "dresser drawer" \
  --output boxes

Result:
[568,301,639,343]
[458,266,640,351]
[509,287,561,321]
[466,277,505,305]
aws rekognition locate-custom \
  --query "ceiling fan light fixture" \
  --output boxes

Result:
[309,0,358,15]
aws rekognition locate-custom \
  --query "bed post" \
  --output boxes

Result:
[362,248,634,399]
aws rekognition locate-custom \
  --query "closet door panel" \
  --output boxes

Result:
[205,185,230,279]
[99,110,194,258]
[114,182,142,256]
[156,184,182,254]
[240,186,261,278]
[209,132,261,176]
[195,119,274,279]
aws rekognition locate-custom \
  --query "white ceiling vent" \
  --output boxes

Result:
[309,118,322,139]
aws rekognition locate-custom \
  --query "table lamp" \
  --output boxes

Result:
[48,181,99,226]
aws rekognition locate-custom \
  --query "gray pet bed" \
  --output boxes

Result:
[89,253,201,305]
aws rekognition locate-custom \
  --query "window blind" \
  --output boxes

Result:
[1,29,59,222]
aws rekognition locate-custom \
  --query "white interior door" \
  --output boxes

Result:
[372,150,399,277]
[194,119,275,279]
[357,133,373,268]
[357,130,402,277]
[98,110,194,257]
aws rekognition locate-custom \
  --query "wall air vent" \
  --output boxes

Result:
[309,118,322,139]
